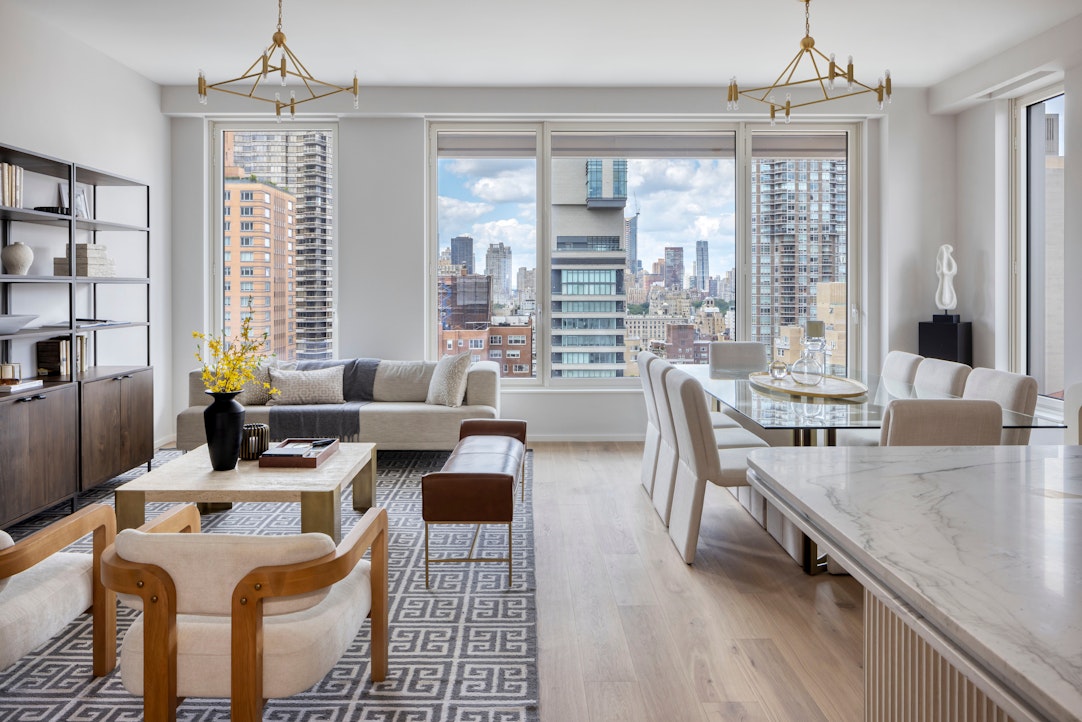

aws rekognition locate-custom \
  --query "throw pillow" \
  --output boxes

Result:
[236,359,295,406]
[267,365,346,405]
[425,352,472,407]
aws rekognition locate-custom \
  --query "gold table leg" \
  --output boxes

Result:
[115,490,146,531]
[301,488,342,543]
[352,453,377,512]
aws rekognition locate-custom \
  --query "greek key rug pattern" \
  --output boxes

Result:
[0,449,539,722]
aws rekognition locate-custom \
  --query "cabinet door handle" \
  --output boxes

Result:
[33,394,46,400]
[15,396,33,403]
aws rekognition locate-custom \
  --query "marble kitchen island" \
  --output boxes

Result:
[747,445,1082,722]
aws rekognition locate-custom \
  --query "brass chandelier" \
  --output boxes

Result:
[726,0,891,123]
[197,0,359,120]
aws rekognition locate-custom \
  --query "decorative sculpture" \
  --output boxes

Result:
[935,244,958,312]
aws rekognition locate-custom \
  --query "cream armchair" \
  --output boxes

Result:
[0,503,116,675]
[101,503,389,722]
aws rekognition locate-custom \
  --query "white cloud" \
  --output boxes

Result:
[438,196,493,239]
[471,218,537,261]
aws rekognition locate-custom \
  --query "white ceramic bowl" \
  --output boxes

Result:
[0,314,39,334]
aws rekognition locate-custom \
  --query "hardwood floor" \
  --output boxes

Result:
[532,442,864,722]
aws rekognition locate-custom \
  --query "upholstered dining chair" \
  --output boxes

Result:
[879,399,1003,446]
[706,341,765,429]
[665,366,768,564]
[838,349,925,447]
[102,503,389,722]
[649,357,680,525]
[961,367,1039,445]
[913,357,972,398]
[637,351,662,496]
[0,503,116,675]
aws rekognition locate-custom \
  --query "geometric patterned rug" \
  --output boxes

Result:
[0,449,539,722]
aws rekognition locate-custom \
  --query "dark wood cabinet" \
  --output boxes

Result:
[80,366,153,490]
[0,385,78,526]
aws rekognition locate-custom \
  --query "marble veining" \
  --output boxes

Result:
[748,445,1082,721]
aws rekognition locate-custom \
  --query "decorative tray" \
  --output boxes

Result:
[258,438,340,468]
[748,372,869,399]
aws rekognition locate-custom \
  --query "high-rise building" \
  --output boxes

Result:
[485,242,513,306]
[226,130,335,360]
[450,235,474,274]
[624,212,640,273]
[516,266,536,310]
[750,158,847,354]
[694,240,709,291]
[221,178,296,360]
[551,157,627,378]
[663,246,684,290]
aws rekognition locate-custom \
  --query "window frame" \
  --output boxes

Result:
[1010,84,1065,401]
[427,120,861,387]
[210,120,340,358]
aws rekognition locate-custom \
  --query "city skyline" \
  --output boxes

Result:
[437,158,735,291]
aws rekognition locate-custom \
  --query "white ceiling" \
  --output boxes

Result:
[14,0,1082,89]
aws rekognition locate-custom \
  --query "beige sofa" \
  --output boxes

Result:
[176,359,500,451]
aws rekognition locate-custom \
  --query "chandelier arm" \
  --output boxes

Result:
[786,87,874,111]
[805,52,831,101]
[770,50,807,92]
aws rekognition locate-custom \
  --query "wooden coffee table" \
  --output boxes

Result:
[114,443,377,543]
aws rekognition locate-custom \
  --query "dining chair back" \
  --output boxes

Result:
[879,399,1003,446]
[838,350,925,446]
[637,351,661,496]
[708,341,768,376]
[648,358,680,525]
[961,367,1039,445]
[913,358,971,398]
[881,350,924,383]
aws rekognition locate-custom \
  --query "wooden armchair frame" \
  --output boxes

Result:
[101,503,389,722]
[0,503,117,676]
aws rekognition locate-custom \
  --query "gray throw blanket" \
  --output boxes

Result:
[268,359,380,442]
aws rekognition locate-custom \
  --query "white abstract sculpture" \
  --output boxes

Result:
[935,244,958,312]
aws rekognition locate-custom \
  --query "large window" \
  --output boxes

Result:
[750,132,849,376]
[432,125,854,383]
[1020,92,1065,398]
[217,127,336,361]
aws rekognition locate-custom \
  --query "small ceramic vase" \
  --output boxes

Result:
[1,242,33,275]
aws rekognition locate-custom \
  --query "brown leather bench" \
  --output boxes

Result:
[421,419,527,588]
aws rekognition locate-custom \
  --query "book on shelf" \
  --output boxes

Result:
[0,378,44,393]
[0,162,24,207]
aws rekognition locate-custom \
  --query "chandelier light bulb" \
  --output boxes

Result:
[847,55,854,91]
[197,69,207,104]
[280,52,288,86]
[353,72,360,109]
[885,69,892,103]
[828,54,836,89]
[289,90,297,120]
[877,78,885,110]
[261,53,269,80]
[275,92,283,123]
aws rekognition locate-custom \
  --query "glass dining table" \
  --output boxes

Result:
[678,363,1065,573]
[679,363,1062,447]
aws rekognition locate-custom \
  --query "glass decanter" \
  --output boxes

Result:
[790,336,825,386]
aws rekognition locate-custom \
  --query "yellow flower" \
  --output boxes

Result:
[192,304,279,396]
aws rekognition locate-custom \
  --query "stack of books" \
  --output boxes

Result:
[53,243,116,277]
[36,334,89,376]
[0,378,43,393]
[0,162,24,207]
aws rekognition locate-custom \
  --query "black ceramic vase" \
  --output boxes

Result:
[204,390,245,471]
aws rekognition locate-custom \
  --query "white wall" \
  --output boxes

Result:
[0,3,174,446]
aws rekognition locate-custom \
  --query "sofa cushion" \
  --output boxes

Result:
[426,352,472,407]
[268,366,346,406]
[236,359,295,406]
[373,361,435,402]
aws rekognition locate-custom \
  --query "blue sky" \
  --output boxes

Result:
[438,158,737,286]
